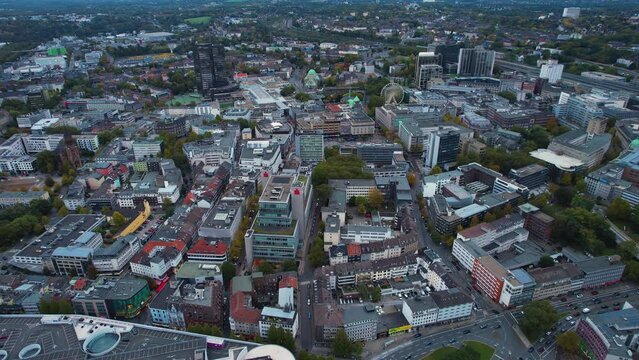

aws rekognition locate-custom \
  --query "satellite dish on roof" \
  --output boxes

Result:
[381,82,405,105]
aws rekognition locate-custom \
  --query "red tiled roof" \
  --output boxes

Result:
[327,104,342,113]
[188,238,228,255]
[279,275,298,289]
[229,291,261,324]
[458,224,487,239]
[142,240,186,254]
[183,192,196,205]
[347,243,362,256]
[73,278,88,290]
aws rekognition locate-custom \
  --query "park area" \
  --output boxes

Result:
[184,16,211,25]
[425,341,494,360]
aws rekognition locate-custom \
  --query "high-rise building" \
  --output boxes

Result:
[193,43,237,99]
[457,47,495,77]
[539,62,564,84]
[245,174,311,264]
[415,52,443,89]
[425,130,460,168]
[295,131,324,162]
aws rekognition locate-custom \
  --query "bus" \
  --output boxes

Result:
[206,336,225,349]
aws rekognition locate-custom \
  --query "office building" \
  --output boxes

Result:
[508,164,549,190]
[415,53,444,90]
[539,62,564,84]
[149,279,224,330]
[245,174,311,264]
[197,198,244,243]
[92,235,141,273]
[548,129,612,169]
[194,43,238,99]
[457,47,495,77]
[528,263,584,300]
[576,256,625,289]
[343,307,379,341]
[72,276,151,319]
[0,191,49,208]
[295,131,324,162]
[431,289,474,323]
[355,143,403,165]
[130,240,186,281]
[518,203,555,241]
[499,269,536,308]
[72,134,100,152]
[425,129,460,168]
[328,179,377,200]
[132,139,163,160]
[187,239,229,264]
[13,214,106,274]
[401,296,438,327]
[183,131,236,171]
[472,256,507,303]
[576,306,639,360]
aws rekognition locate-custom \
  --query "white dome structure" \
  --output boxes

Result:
[242,344,295,360]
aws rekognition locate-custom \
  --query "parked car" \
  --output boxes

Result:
[463,329,471,334]
[591,290,599,295]
[479,324,487,329]
[413,333,422,339]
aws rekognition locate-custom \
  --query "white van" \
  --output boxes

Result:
[582,308,591,314]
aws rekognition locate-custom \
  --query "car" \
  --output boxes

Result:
[545,340,552,346]
[448,339,456,344]
[528,347,535,353]
[614,306,621,311]
[479,324,487,329]
[359,298,363,303]
[570,321,576,326]
[413,333,422,339]
[405,356,412,360]
[613,302,621,307]
[538,347,545,353]
[591,290,599,295]
[582,308,591,314]
[491,309,499,314]
[601,304,608,309]
[425,341,432,346]
[307,299,311,306]
[308,313,311,319]
[463,329,471,334]
[625,294,630,298]
[565,316,573,322]
[614,292,620,296]
[576,294,583,299]
[560,297,567,302]
[494,324,501,329]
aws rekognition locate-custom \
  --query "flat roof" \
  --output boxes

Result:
[529,149,584,171]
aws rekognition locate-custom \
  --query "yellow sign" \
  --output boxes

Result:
[388,324,412,335]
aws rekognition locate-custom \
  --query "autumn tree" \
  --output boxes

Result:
[368,188,384,210]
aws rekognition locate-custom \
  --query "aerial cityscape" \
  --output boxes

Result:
[1,0,639,359]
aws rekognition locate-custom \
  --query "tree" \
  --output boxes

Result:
[332,329,354,358]
[52,197,65,210]
[608,198,631,222]
[483,212,496,222]
[519,300,560,341]
[266,325,296,353]
[29,199,52,215]
[57,207,69,217]
[407,172,417,187]
[44,176,55,187]
[221,261,236,288]
[77,207,90,214]
[537,255,555,268]
[571,194,594,211]
[282,259,297,272]
[35,151,58,174]
[470,215,480,227]
[619,241,638,261]
[554,187,575,207]
[557,331,580,354]
[309,237,327,268]
[429,166,442,175]
[357,203,367,215]
[368,188,384,210]
[112,211,127,228]
[559,173,572,186]
[257,261,275,274]
[280,85,295,97]
[295,92,311,102]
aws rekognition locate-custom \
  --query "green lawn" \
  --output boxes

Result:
[425,341,494,360]
[184,16,211,25]
[464,341,495,360]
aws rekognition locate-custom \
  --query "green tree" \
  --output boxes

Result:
[519,300,560,341]
[571,194,594,211]
[282,259,297,272]
[257,261,275,274]
[332,329,360,358]
[618,241,638,261]
[35,151,58,174]
[77,207,90,214]
[537,255,555,268]
[429,166,443,175]
[557,331,580,354]
[57,207,69,217]
[295,92,311,102]
[112,211,127,228]
[309,237,327,268]
[368,188,384,210]
[266,325,296,353]
[44,176,55,187]
[280,85,295,96]
[221,261,236,288]
[608,198,631,222]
